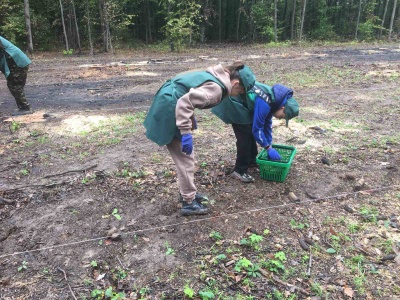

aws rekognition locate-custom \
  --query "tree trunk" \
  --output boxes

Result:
[218,0,222,42]
[236,7,242,42]
[98,0,108,52]
[71,0,81,53]
[68,4,73,46]
[388,0,398,40]
[86,0,93,55]
[103,0,113,54]
[59,0,69,51]
[274,0,278,42]
[379,0,388,38]
[250,0,255,42]
[200,0,210,43]
[355,0,362,40]
[146,0,152,43]
[299,0,306,41]
[23,0,33,53]
[291,0,296,40]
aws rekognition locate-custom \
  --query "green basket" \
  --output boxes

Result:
[256,144,297,182]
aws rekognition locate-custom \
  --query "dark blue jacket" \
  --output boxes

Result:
[252,84,292,147]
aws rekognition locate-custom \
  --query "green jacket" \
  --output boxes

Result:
[211,82,274,124]
[144,70,225,146]
[0,36,31,78]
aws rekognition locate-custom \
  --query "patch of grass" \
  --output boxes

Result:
[266,289,297,300]
[111,208,122,220]
[209,230,223,241]
[116,165,147,179]
[183,283,194,298]
[379,239,393,254]
[290,219,309,230]
[268,65,366,89]
[165,241,175,255]
[347,221,361,233]
[150,153,163,163]
[19,169,29,176]
[328,119,356,130]
[359,205,379,222]
[262,252,287,273]
[353,272,367,294]
[311,282,324,296]
[10,121,21,132]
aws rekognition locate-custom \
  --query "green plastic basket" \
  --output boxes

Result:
[256,144,297,182]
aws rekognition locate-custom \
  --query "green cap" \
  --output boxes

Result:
[238,66,256,92]
[285,97,299,127]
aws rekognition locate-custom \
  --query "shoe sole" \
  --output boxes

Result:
[180,209,209,216]
[11,111,33,116]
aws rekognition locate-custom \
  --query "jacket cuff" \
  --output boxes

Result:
[180,129,192,136]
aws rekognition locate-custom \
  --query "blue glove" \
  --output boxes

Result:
[181,134,193,155]
[267,147,281,161]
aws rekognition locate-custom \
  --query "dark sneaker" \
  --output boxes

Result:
[180,199,209,216]
[12,109,33,116]
[232,171,255,183]
[179,193,209,203]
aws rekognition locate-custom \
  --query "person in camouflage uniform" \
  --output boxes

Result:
[0,36,32,116]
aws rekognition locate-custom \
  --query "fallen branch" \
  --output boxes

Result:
[0,197,16,206]
[259,268,309,296]
[0,166,14,173]
[306,250,312,276]
[1,182,70,192]
[116,256,126,270]
[44,164,97,178]
[0,226,17,242]
[271,274,310,296]
[57,267,77,300]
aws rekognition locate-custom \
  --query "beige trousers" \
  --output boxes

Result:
[167,137,196,202]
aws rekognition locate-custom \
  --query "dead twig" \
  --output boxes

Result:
[259,268,309,296]
[0,226,17,242]
[44,164,98,178]
[322,232,335,249]
[57,267,77,300]
[0,182,68,192]
[271,274,310,296]
[0,166,14,173]
[306,250,312,276]
[0,197,16,206]
[116,256,126,270]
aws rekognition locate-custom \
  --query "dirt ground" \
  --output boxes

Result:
[0,43,399,300]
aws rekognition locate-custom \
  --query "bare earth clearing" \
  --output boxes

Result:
[0,43,399,300]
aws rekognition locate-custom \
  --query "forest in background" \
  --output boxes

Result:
[0,0,399,54]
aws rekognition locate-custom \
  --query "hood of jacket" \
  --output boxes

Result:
[270,84,293,113]
[206,64,232,96]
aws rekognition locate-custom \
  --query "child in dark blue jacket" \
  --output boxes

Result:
[212,82,299,182]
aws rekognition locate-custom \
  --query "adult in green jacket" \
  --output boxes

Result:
[0,36,32,116]
[144,62,256,216]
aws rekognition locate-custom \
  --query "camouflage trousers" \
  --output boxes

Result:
[6,54,30,110]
